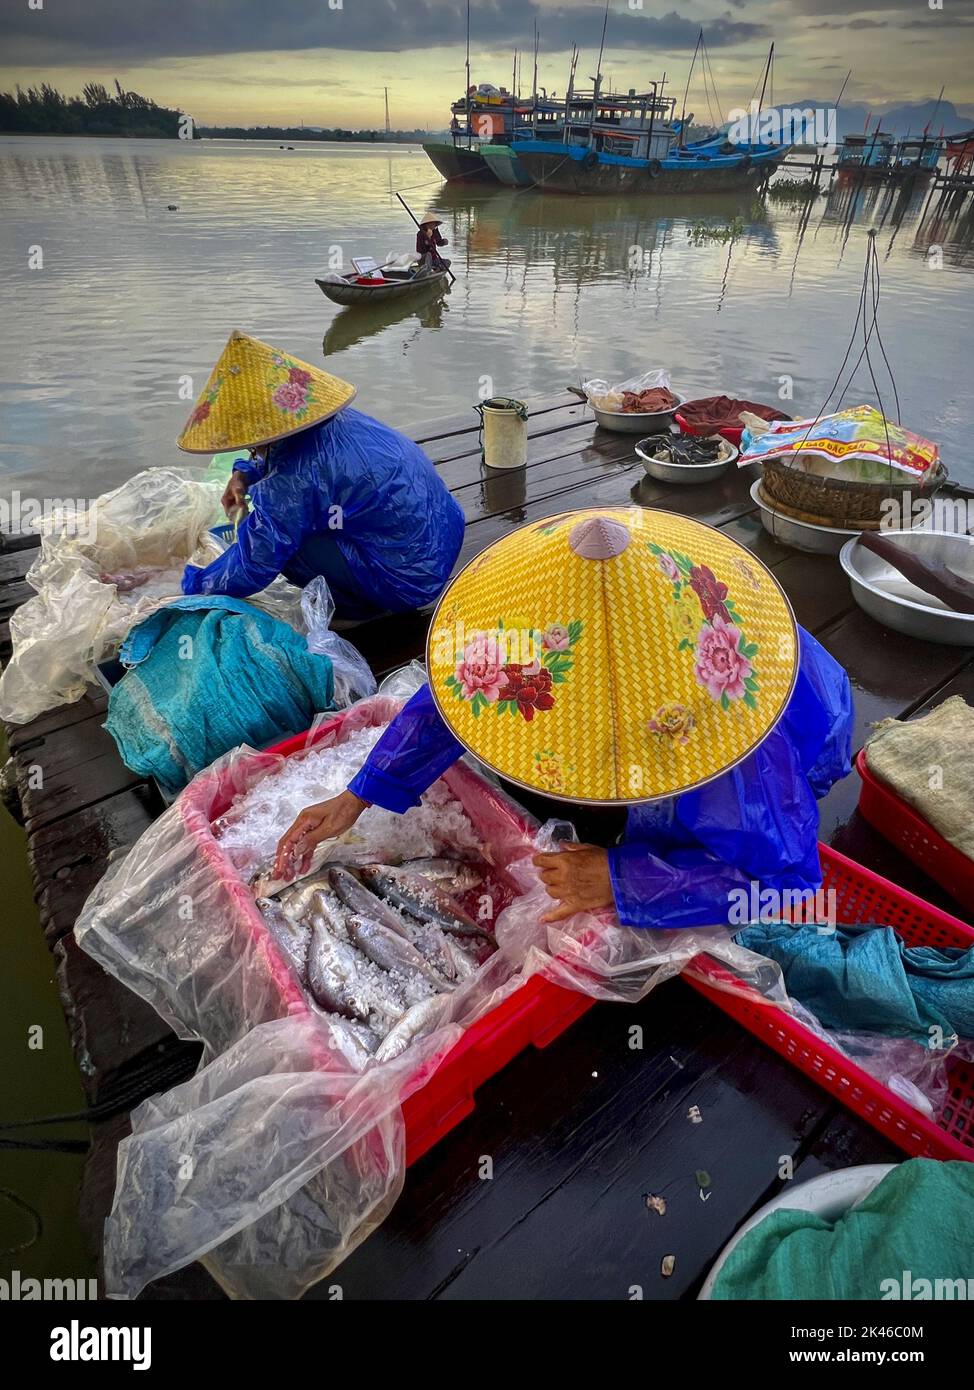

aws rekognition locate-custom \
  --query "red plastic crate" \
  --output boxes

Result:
[856,747,974,919]
[684,842,974,1161]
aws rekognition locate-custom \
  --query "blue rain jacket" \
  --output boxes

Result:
[348,627,854,929]
[182,409,465,615]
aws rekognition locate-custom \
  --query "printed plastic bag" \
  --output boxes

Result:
[737,406,940,483]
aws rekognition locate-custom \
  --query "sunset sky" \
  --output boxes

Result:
[1,0,972,130]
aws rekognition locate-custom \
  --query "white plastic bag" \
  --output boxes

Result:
[301,576,377,707]
[581,367,673,413]
[0,468,314,725]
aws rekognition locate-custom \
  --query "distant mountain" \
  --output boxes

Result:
[766,99,967,141]
[755,98,971,141]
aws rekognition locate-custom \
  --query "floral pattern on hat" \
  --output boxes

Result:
[443,617,583,723]
[648,542,760,712]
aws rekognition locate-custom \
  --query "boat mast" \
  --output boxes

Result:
[755,41,772,141]
[465,0,471,149]
[531,22,539,135]
[590,0,609,136]
[679,28,703,147]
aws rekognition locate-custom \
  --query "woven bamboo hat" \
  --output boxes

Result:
[426,506,799,804]
[177,331,356,453]
[419,213,443,226]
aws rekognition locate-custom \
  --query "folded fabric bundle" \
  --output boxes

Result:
[711,1159,974,1300]
[105,595,335,793]
[866,697,974,860]
[733,919,974,1046]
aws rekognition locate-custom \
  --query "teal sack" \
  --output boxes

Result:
[712,1159,974,1300]
[105,596,335,793]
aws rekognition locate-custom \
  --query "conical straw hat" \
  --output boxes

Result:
[426,506,799,804]
[177,331,356,453]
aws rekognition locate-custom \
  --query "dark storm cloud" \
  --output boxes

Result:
[0,0,766,64]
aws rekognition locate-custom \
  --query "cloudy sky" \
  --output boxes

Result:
[1,0,971,128]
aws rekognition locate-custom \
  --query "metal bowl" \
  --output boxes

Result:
[839,529,974,645]
[591,392,686,434]
[750,477,861,554]
[636,435,739,485]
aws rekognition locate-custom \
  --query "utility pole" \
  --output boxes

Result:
[384,87,391,137]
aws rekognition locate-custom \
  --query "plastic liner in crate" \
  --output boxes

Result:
[684,842,974,1161]
[855,747,974,919]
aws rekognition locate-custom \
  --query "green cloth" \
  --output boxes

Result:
[712,1160,974,1300]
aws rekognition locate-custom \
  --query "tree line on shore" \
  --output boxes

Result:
[0,80,183,137]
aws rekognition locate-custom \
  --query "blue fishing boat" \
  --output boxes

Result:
[837,129,896,176]
[514,82,788,196]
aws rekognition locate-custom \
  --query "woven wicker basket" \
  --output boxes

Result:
[759,457,947,530]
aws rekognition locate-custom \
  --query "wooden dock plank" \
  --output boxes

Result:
[5,398,974,1302]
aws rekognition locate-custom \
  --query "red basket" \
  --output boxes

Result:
[856,747,974,919]
[684,842,974,1161]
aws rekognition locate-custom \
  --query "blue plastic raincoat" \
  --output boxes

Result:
[348,627,854,930]
[182,409,465,620]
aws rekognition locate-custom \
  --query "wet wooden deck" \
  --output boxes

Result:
[3,391,973,1300]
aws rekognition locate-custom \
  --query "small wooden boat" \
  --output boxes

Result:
[315,266,451,307]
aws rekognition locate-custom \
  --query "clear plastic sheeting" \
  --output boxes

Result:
[495,820,792,1009]
[74,683,797,1300]
[300,576,376,708]
[0,467,310,725]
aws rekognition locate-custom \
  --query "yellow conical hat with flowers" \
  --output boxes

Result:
[177,330,356,453]
[427,507,799,804]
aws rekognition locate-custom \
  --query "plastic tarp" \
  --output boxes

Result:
[0,468,312,725]
[74,670,787,1300]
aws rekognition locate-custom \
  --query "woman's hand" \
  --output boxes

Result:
[273,790,369,880]
[532,842,615,923]
[221,470,249,520]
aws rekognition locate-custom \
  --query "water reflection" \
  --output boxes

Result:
[1,136,972,497]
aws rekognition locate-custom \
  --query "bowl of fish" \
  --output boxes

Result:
[635,433,738,484]
[590,388,686,434]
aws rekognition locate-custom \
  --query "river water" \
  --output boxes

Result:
[0,134,972,1279]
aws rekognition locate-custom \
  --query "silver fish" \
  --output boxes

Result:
[258,898,311,981]
[306,920,369,1020]
[328,866,410,937]
[249,829,369,899]
[359,865,495,942]
[402,857,485,893]
[279,875,335,921]
[374,995,454,1063]
[347,914,454,992]
[313,1012,381,1067]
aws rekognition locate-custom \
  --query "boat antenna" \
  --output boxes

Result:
[834,69,852,110]
[680,28,703,147]
[532,21,539,104]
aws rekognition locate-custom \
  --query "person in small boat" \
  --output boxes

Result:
[176,331,464,622]
[415,213,450,273]
[274,509,854,928]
